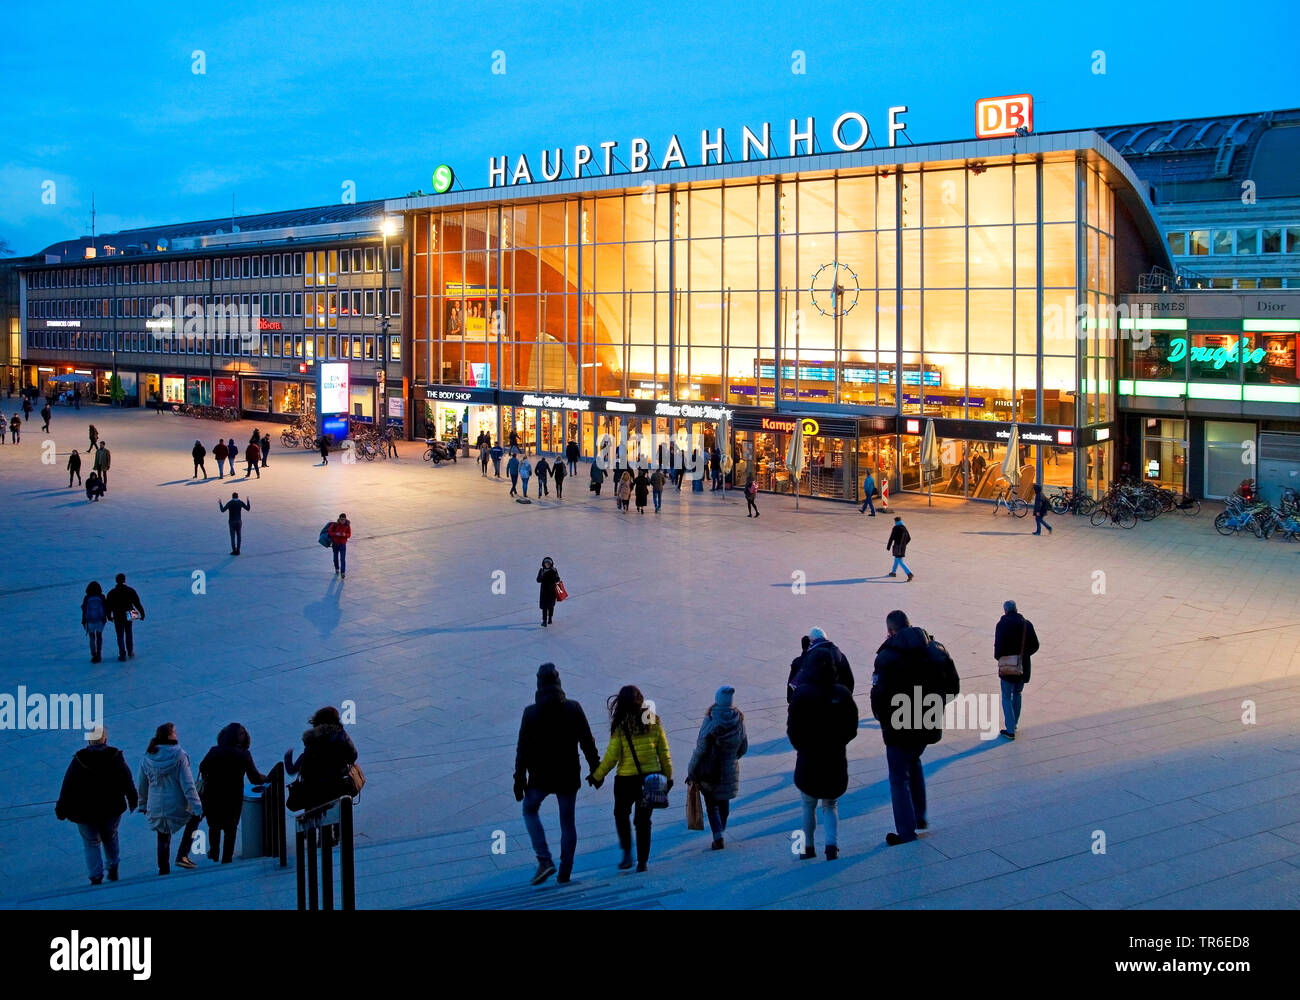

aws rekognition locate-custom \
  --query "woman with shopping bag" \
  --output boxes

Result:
[537,556,564,628]
[686,686,748,850]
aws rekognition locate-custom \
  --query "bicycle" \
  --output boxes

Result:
[1089,496,1137,528]
[1048,487,1095,516]
[992,483,1030,517]
[280,428,301,449]
[1215,501,1265,538]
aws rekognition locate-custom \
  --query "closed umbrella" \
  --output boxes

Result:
[786,423,805,510]
[1001,424,1021,493]
[921,418,940,507]
[718,412,732,496]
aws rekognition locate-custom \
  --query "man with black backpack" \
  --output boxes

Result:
[871,609,959,846]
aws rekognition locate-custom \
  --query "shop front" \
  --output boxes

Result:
[413,384,498,442]
[732,411,894,501]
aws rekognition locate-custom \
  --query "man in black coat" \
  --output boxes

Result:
[787,654,858,860]
[885,516,913,581]
[565,440,580,477]
[994,600,1040,740]
[513,663,600,885]
[871,609,934,845]
[104,573,145,661]
[199,723,272,863]
[55,726,138,884]
[792,627,855,693]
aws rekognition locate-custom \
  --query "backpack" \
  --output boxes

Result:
[83,594,106,624]
[318,523,333,547]
[919,631,961,702]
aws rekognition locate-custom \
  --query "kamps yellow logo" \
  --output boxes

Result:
[800,418,820,436]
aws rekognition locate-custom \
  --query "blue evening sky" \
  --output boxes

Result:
[1,0,1295,254]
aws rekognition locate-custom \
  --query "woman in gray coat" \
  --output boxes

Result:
[137,722,203,875]
[686,686,749,850]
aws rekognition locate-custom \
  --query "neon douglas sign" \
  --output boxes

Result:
[1167,337,1266,369]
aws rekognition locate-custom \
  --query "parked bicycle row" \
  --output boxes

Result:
[167,402,240,422]
[1214,488,1300,540]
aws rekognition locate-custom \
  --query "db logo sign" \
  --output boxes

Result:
[976,95,1033,139]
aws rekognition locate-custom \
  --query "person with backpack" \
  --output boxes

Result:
[55,724,138,884]
[137,723,203,874]
[213,439,229,478]
[327,513,351,578]
[787,648,858,861]
[81,581,108,663]
[513,662,602,885]
[885,515,913,581]
[283,706,358,812]
[219,492,250,555]
[66,448,82,487]
[105,573,145,661]
[1031,483,1052,536]
[552,457,566,499]
[686,686,748,851]
[994,600,1040,740]
[860,471,876,516]
[744,475,759,517]
[870,609,952,845]
[191,440,208,479]
[520,456,533,498]
[197,723,272,864]
[588,686,672,873]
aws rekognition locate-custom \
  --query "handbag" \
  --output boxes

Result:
[554,579,568,602]
[997,624,1028,679]
[685,781,704,831]
[623,722,669,810]
[345,762,366,796]
[285,777,307,811]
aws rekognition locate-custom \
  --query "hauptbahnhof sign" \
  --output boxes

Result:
[488,109,911,188]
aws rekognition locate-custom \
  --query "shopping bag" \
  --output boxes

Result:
[554,580,568,602]
[686,781,704,831]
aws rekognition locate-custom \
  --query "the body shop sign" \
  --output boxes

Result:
[319,363,350,414]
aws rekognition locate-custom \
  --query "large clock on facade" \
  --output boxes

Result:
[810,262,860,317]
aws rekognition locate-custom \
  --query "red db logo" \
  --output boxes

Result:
[976,95,1033,138]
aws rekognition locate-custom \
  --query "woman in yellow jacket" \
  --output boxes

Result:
[589,685,672,872]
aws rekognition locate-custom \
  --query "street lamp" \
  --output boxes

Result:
[380,217,397,439]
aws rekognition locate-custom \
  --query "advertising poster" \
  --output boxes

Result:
[319,362,350,413]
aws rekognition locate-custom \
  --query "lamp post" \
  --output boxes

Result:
[380,217,397,438]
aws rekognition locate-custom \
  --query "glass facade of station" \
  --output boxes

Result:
[404,144,1141,501]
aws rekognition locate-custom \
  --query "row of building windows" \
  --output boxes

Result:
[1169,227,1300,257]
[27,327,401,362]
[27,244,401,290]
[28,290,401,320]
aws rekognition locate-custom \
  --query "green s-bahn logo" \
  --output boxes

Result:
[432,165,455,194]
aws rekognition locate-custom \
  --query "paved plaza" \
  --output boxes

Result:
[1,404,1299,910]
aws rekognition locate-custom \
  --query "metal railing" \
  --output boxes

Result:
[264,763,288,867]
[295,796,355,911]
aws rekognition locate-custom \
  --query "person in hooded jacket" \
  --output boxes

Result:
[787,654,859,860]
[56,724,138,884]
[552,457,566,499]
[686,686,749,850]
[589,460,605,496]
[67,447,82,487]
[633,470,650,514]
[283,706,358,812]
[786,634,810,704]
[137,722,203,875]
[792,627,855,693]
[870,609,934,846]
[537,556,561,627]
[513,663,601,885]
[191,440,207,479]
[198,723,272,864]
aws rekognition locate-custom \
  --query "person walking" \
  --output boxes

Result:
[94,442,110,490]
[55,724,138,884]
[478,440,490,476]
[67,448,82,487]
[385,426,398,459]
[81,580,108,663]
[860,471,877,516]
[870,610,942,845]
[22,395,32,422]
[507,452,521,496]
[219,492,250,555]
[650,468,665,513]
[617,470,632,512]
[552,457,566,498]
[710,445,724,491]
[9,413,21,443]
[317,435,329,466]
[994,600,1040,740]
[490,442,503,477]
[787,649,858,860]
[191,440,208,479]
[260,432,271,468]
[535,455,551,497]
[41,401,51,432]
[589,460,605,496]
[686,686,749,851]
[283,706,358,812]
[84,470,105,502]
[1031,483,1052,536]
[560,440,576,477]
[328,513,351,578]
[744,475,759,517]
[105,573,145,661]
[633,469,650,514]
[227,437,238,473]
[249,428,261,451]
[213,439,229,478]
[136,723,203,875]
[791,626,855,692]
[513,662,601,885]
[197,723,272,864]
[244,441,261,478]
[589,686,672,873]
[536,556,561,627]
[885,515,913,581]
[520,456,533,498]
[73,386,82,410]
[88,423,99,451]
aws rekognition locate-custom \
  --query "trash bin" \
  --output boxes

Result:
[241,783,267,859]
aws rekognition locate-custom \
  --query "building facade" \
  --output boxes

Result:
[388,130,1168,502]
